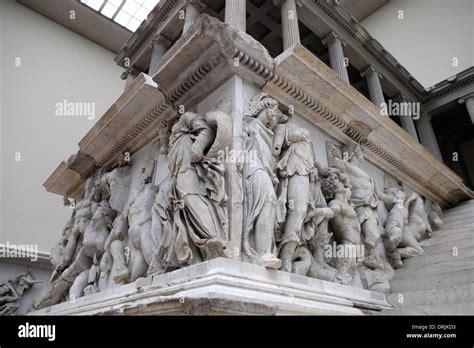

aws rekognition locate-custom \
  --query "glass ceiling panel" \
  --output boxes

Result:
[80,0,160,32]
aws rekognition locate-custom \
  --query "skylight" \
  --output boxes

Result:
[80,0,160,32]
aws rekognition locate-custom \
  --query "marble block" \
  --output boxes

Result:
[31,258,392,315]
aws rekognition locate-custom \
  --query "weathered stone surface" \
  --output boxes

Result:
[31,258,391,315]
[263,43,472,207]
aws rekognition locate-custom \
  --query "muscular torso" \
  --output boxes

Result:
[72,199,92,235]
[128,185,156,248]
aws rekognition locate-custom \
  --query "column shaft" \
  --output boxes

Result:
[225,0,246,31]
[322,32,349,83]
[281,0,300,50]
[415,113,443,160]
[362,67,385,108]
[394,95,419,142]
[149,39,168,76]
[183,2,200,33]
[399,115,419,142]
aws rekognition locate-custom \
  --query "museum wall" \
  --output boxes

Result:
[361,0,472,88]
[0,0,124,252]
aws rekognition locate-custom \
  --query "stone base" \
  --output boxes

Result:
[31,258,392,315]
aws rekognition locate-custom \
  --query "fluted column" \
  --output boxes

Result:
[321,31,349,83]
[183,0,205,33]
[415,112,443,160]
[393,94,419,142]
[225,0,246,31]
[149,35,171,76]
[281,0,300,50]
[361,66,385,109]
[459,94,474,124]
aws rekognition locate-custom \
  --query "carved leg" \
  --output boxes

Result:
[58,228,81,270]
[69,270,89,300]
[292,246,312,275]
[52,248,91,304]
[110,240,130,284]
[384,222,404,269]
[129,247,148,282]
[254,201,281,270]
[400,227,425,256]
[361,217,383,270]
[279,240,298,273]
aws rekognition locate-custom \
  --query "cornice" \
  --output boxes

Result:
[152,15,275,109]
[44,15,472,207]
[115,0,186,71]
[422,67,474,114]
[263,44,472,207]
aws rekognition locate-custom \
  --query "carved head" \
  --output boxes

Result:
[96,201,116,230]
[247,94,287,129]
[321,168,349,201]
[387,187,405,202]
[342,143,363,162]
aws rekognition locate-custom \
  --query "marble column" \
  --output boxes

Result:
[415,112,443,160]
[225,0,246,31]
[459,94,474,124]
[361,66,385,109]
[394,94,419,142]
[183,0,205,33]
[321,32,349,83]
[281,0,301,50]
[149,35,171,76]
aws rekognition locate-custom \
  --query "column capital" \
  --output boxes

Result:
[361,65,383,79]
[458,93,474,104]
[321,31,346,47]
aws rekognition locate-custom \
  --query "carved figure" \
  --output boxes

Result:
[332,143,384,270]
[273,119,318,273]
[1,270,41,315]
[318,168,362,284]
[242,94,287,269]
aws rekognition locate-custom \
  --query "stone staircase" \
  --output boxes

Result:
[384,199,474,315]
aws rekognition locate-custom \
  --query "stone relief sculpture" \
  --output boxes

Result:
[425,199,444,231]
[50,176,97,304]
[272,118,337,281]
[1,270,41,315]
[241,94,286,269]
[37,93,446,309]
[273,119,317,272]
[318,168,362,284]
[398,192,429,258]
[156,101,232,269]
[378,186,407,269]
[329,143,385,271]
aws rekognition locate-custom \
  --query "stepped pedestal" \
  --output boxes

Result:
[385,200,474,315]
[32,258,391,315]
